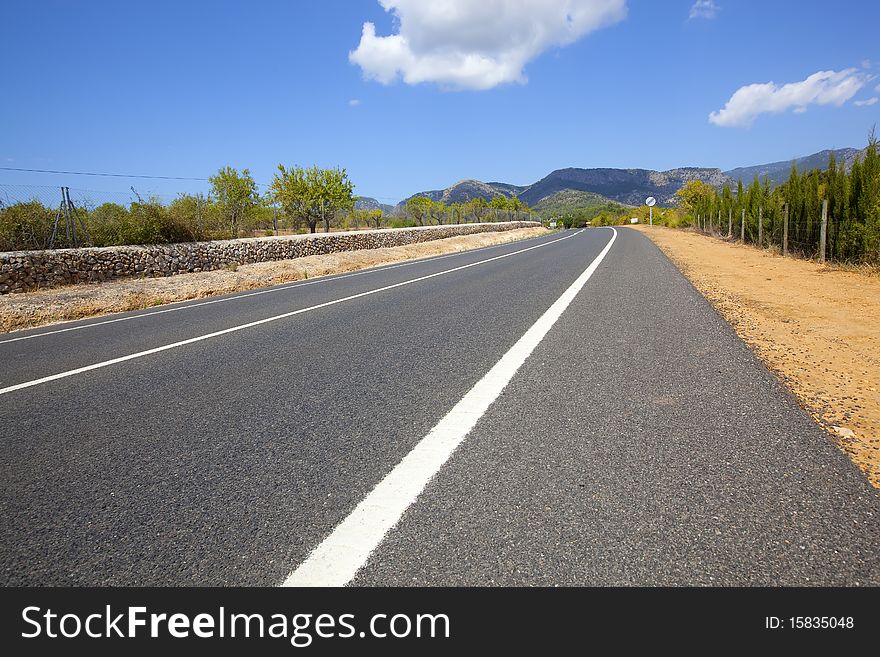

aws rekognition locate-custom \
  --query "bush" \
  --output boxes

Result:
[88,203,134,246]
[0,201,53,250]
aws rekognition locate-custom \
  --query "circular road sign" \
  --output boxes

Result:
[645,197,656,207]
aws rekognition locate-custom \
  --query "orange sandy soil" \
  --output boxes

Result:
[632,225,880,488]
[0,227,549,334]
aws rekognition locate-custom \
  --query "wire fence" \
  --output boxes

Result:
[0,183,538,252]
[691,200,847,263]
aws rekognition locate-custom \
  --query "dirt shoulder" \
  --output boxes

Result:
[632,225,880,488]
[0,227,550,334]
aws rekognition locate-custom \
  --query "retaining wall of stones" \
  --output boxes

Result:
[0,221,539,294]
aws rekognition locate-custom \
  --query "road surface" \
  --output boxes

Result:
[1,228,877,586]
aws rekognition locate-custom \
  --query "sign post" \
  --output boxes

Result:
[645,196,656,226]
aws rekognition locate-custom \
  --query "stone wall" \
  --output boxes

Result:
[0,222,538,294]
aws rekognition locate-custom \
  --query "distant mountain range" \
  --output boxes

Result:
[354,197,395,214]
[722,148,865,186]
[368,147,865,215]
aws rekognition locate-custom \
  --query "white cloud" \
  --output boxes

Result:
[709,68,868,128]
[854,97,878,107]
[348,99,362,107]
[349,0,627,90]
[689,1,719,20]
[876,83,880,93]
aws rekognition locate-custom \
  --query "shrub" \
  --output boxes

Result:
[0,201,53,250]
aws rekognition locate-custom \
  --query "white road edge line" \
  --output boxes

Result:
[282,227,617,587]
[0,230,555,345]
[0,230,583,396]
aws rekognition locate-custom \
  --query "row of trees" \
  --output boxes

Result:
[404,194,532,226]
[0,166,543,251]
[550,134,878,264]
[0,165,358,250]
[674,135,879,262]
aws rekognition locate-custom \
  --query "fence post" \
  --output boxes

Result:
[819,199,828,264]
[783,204,789,256]
[728,208,732,238]
[740,208,745,242]
[717,210,721,236]
[758,207,762,247]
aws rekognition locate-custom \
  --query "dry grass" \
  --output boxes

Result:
[634,225,880,488]
[0,227,549,334]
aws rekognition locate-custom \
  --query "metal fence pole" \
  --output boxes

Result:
[758,207,763,248]
[728,208,732,238]
[819,199,828,264]
[783,204,789,256]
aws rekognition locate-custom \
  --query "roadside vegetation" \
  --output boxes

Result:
[0,166,360,251]
[559,134,880,265]
[0,167,538,252]
[404,194,534,227]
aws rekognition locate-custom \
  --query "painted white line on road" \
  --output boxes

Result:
[0,231,554,345]
[0,230,583,396]
[282,228,617,587]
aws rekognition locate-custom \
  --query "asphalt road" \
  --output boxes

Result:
[1,228,877,586]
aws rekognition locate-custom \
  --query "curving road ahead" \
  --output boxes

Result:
[1,227,877,586]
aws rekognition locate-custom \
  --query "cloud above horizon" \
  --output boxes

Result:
[349,0,627,91]
[854,97,878,107]
[689,1,719,20]
[709,68,868,128]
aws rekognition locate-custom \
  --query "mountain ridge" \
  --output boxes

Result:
[380,146,864,213]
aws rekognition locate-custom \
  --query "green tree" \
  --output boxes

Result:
[271,164,321,233]
[861,131,880,260]
[448,202,463,224]
[675,180,716,219]
[208,166,259,238]
[489,195,508,221]
[314,167,355,233]
[406,196,433,226]
[468,197,489,223]
[367,209,384,229]
[430,200,447,225]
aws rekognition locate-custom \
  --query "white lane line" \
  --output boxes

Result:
[282,228,617,587]
[0,230,584,396]
[0,231,556,345]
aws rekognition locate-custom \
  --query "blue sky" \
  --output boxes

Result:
[2,0,879,204]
